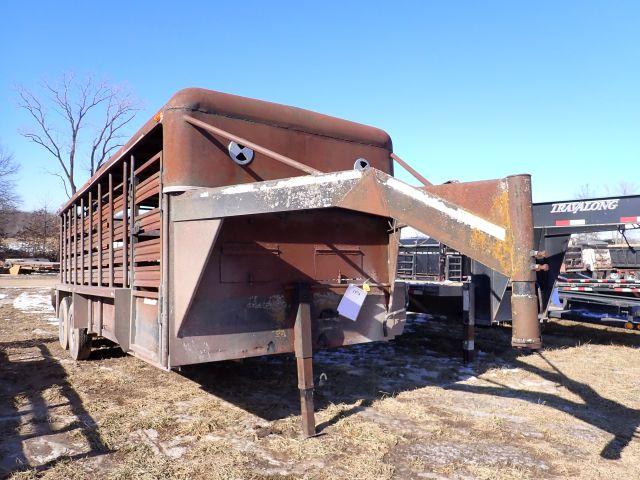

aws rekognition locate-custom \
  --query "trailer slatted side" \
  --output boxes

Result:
[131,152,162,295]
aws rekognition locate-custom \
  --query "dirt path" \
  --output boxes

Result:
[0,285,639,479]
[0,274,58,289]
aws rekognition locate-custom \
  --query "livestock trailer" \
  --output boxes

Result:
[55,88,541,436]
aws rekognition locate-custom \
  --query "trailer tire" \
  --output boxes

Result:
[68,305,92,361]
[58,297,70,350]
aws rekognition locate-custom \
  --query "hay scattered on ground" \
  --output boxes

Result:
[0,276,638,479]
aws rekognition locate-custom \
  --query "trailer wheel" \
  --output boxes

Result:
[58,297,70,350]
[68,305,92,360]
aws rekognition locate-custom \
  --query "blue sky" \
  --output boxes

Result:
[1,1,638,210]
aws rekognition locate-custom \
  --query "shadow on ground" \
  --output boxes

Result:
[452,317,640,460]
[181,314,639,460]
[447,351,640,460]
[0,338,110,478]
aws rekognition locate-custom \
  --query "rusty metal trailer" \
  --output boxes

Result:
[55,88,541,436]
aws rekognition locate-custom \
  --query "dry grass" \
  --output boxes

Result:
[0,282,639,479]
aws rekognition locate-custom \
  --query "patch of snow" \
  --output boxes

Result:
[129,429,193,459]
[32,328,54,336]
[12,291,58,328]
[3,431,91,469]
[499,367,522,374]
[12,291,54,315]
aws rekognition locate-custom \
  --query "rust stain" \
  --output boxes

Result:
[467,185,515,276]
[492,186,515,275]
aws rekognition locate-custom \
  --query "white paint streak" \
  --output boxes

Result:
[162,185,203,193]
[385,177,506,241]
[219,170,362,195]
[219,183,259,195]
[263,170,361,190]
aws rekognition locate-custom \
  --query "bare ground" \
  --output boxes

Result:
[0,276,639,479]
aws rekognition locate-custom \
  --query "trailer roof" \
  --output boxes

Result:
[60,88,391,212]
[166,88,392,148]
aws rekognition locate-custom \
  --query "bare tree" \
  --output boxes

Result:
[605,180,639,197]
[573,183,600,243]
[17,73,139,196]
[575,183,599,200]
[17,200,60,259]
[0,144,20,247]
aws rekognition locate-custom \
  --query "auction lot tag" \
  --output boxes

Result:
[337,284,367,321]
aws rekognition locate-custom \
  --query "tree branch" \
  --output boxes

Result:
[44,168,71,199]
[16,73,140,196]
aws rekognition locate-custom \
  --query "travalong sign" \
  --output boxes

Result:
[533,195,640,228]
[550,199,620,214]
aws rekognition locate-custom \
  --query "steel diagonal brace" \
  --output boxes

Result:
[169,168,541,349]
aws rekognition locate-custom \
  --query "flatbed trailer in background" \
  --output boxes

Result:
[3,258,60,275]
[54,88,541,436]
[551,275,640,329]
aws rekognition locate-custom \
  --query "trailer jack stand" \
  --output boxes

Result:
[294,284,316,437]
[462,280,476,363]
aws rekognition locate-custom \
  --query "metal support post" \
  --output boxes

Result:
[294,283,315,437]
[462,279,476,363]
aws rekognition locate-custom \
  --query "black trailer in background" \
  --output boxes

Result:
[397,238,443,280]
[473,193,640,326]
[402,193,640,327]
[398,237,476,362]
[398,238,469,313]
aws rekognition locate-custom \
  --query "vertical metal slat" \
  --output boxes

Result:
[80,197,85,285]
[88,191,93,286]
[129,155,136,290]
[60,210,65,285]
[73,204,78,284]
[122,161,128,288]
[109,173,114,287]
[98,182,103,287]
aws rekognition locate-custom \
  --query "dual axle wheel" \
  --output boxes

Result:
[58,297,92,360]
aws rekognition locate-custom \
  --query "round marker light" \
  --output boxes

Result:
[354,158,370,170]
[228,142,254,165]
